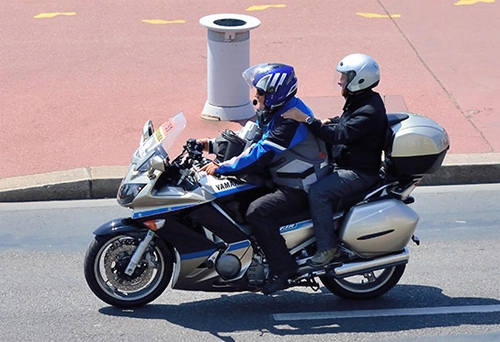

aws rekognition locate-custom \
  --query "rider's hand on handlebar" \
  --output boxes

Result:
[199,161,219,176]
[196,138,210,152]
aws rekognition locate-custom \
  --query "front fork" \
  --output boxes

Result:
[125,230,156,276]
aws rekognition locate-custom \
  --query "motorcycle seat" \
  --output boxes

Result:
[332,178,385,212]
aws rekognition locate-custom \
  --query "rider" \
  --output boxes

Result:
[200,63,329,295]
[282,53,388,267]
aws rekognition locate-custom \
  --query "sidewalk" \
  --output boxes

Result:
[1,1,499,202]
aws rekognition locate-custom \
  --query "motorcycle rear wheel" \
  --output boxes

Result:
[319,264,406,299]
[84,234,173,307]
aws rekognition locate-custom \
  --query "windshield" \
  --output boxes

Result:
[133,112,187,170]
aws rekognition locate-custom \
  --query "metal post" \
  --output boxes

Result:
[199,14,261,121]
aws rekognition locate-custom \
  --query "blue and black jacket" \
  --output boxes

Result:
[217,97,329,190]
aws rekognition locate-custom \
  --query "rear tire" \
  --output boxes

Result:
[319,264,406,299]
[84,234,173,307]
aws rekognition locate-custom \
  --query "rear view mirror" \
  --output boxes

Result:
[140,120,154,145]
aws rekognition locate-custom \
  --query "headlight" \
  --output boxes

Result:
[117,183,147,206]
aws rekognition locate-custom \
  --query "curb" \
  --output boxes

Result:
[418,153,500,186]
[1,154,499,202]
[0,166,127,203]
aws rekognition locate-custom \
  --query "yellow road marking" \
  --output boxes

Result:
[34,12,76,19]
[356,12,401,18]
[454,0,495,5]
[246,4,286,11]
[142,19,186,25]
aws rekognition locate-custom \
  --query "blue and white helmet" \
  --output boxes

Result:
[243,63,298,110]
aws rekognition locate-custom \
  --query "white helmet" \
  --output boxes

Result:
[336,53,380,93]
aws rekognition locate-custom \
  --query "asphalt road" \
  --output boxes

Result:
[0,184,499,342]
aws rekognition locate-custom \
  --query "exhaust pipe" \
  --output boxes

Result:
[332,247,409,278]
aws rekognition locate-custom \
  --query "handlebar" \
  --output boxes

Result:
[185,139,204,153]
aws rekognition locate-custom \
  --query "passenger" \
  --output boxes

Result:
[199,63,329,294]
[282,53,388,267]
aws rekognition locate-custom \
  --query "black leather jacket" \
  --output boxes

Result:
[307,90,387,172]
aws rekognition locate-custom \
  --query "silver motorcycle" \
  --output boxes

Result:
[84,111,449,307]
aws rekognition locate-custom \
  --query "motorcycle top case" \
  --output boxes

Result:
[385,113,449,177]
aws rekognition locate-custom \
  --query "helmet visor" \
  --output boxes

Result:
[242,63,271,89]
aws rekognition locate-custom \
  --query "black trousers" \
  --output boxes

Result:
[245,186,308,275]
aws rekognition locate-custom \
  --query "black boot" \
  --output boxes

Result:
[262,263,299,295]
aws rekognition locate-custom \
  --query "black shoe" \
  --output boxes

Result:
[262,264,299,295]
[306,248,342,268]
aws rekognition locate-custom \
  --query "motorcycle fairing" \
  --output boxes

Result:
[175,240,251,262]
[178,248,217,262]
[171,239,254,291]
[132,203,199,219]
[213,186,272,225]
[279,219,316,249]
[184,203,250,242]
[148,202,257,291]
[127,174,257,219]
[153,214,218,255]
[92,218,147,236]
[197,173,257,198]
[149,202,251,260]
[129,182,211,218]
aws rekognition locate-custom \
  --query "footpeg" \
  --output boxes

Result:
[412,234,420,246]
[290,277,320,291]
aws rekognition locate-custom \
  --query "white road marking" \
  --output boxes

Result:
[273,304,500,321]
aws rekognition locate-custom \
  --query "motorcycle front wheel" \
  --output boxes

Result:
[84,233,173,307]
[319,264,406,299]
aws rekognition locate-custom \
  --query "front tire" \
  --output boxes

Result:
[84,234,173,307]
[319,264,406,299]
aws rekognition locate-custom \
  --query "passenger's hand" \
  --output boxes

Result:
[199,161,219,176]
[321,118,332,124]
[281,108,308,123]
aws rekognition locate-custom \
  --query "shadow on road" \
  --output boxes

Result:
[99,284,500,341]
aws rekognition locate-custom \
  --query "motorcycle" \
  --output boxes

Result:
[84,111,449,307]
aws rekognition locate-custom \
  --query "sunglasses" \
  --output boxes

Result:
[257,88,265,96]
